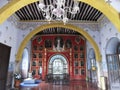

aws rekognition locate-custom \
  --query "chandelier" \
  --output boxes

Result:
[38,0,79,24]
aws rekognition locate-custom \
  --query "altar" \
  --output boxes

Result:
[45,74,70,84]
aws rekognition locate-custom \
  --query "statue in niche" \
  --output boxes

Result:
[39,66,42,75]
[53,36,64,52]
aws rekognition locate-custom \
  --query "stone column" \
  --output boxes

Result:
[96,61,102,88]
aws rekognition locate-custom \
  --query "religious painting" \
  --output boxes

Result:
[81,69,85,75]
[32,61,36,66]
[74,45,78,51]
[80,61,84,67]
[74,61,79,67]
[75,69,78,74]
[80,53,84,58]
[33,53,37,58]
[74,53,78,58]
[45,39,52,48]
[80,46,84,51]
[39,53,42,58]
[39,61,42,66]
[37,36,42,43]
[39,45,43,50]
[65,39,72,49]
[75,36,81,43]
[33,45,37,50]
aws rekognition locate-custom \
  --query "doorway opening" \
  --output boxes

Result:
[48,54,68,75]
[48,54,68,80]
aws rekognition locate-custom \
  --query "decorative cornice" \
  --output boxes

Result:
[16,21,99,31]
[0,0,120,32]
[7,14,19,25]
[98,16,111,29]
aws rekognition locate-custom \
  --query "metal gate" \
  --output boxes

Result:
[106,54,120,90]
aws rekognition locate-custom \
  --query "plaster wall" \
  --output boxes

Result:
[99,16,120,76]
[0,0,8,8]
[0,19,18,65]
[109,0,120,12]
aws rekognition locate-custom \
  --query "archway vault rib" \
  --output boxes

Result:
[16,23,101,62]
[0,0,120,32]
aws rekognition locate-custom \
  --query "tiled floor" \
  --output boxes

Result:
[18,80,101,90]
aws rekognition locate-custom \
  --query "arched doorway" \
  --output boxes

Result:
[106,37,120,89]
[88,48,97,83]
[16,23,101,62]
[48,54,68,75]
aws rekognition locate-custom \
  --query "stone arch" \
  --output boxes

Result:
[48,54,68,74]
[16,23,101,62]
[106,37,120,54]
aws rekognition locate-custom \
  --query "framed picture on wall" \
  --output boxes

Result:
[39,45,43,50]
[80,53,84,58]
[75,69,79,74]
[37,36,42,43]
[80,46,84,51]
[80,61,84,67]
[74,61,78,67]
[33,53,37,58]
[75,36,81,44]
[65,39,72,49]
[81,69,85,75]
[33,45,37,50]
[74,45,78,51]
[74,53,78,58]
[45,39,52,48]
[32,61,36,66]
[39,61,42,66]
[39,53,42,58]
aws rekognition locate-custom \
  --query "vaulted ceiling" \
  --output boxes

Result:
[15,0,103,22]
[14,0,103,35]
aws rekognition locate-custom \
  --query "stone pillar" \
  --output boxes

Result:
[96,61,102,88]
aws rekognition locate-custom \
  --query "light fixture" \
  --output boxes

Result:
[38,0,79,24]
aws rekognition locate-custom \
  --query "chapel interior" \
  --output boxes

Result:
[0,0,120,90]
